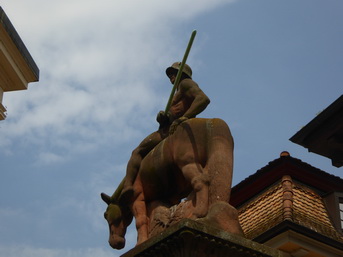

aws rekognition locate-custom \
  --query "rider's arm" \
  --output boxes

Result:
[179,79,210,119]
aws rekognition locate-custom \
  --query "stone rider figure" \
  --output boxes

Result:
[119,62,210,203]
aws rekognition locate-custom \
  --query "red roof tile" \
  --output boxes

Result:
[237,176,343,243]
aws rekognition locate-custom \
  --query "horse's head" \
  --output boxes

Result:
[101,192,133,249]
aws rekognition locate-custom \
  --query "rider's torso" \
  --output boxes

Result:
[170,90,192,120]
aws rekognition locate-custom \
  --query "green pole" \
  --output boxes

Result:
[112,31,197,203]
[164,30,197,113]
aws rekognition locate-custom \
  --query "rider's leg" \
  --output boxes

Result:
[119,130,163,204]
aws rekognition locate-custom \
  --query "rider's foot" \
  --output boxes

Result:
[119,185,134,205]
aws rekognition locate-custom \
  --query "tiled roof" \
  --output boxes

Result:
[238,183,283,239]
[231,153,343,208]
[237,175,343,243]
[293,184,342,242]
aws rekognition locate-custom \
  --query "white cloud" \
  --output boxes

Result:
[0,1,239,251]
[0,1,238,252]
[1,0,237,162]
[36,151,64,165]
[1,2,342,257]
[0,207,22,219]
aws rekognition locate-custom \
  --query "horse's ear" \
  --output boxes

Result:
[101,193,111,205]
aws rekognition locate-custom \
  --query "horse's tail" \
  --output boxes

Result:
[205,118,234,206]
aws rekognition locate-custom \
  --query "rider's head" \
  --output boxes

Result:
[166,62,192,80]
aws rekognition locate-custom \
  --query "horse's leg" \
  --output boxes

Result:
[131,191,149,245]
[181,163,210,218]
[206,119,234,206]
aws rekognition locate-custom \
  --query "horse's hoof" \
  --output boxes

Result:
[119,186,134,205]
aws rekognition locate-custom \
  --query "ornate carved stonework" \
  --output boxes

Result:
[122,219,282,257]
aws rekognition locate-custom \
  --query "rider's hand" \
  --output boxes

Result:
[156,111,170,125]
[169,116,188,135]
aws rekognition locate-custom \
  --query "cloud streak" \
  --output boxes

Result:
[0,1,238,256]
[1,1,342,257]
[1,0,235,163]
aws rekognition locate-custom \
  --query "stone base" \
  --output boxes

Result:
[121,219,282,257]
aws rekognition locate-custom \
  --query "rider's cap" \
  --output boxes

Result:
[166,62,192,79]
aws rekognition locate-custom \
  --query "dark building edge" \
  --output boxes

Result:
[0,6,39,80]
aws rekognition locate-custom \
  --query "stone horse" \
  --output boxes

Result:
[101,118,244,250]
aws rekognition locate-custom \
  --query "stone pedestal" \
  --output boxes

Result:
[121,219,282,257]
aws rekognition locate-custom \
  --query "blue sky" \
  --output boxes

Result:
[0,0,342,256]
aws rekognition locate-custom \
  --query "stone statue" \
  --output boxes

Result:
[119,62,210,205]
[101,63,243,250]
